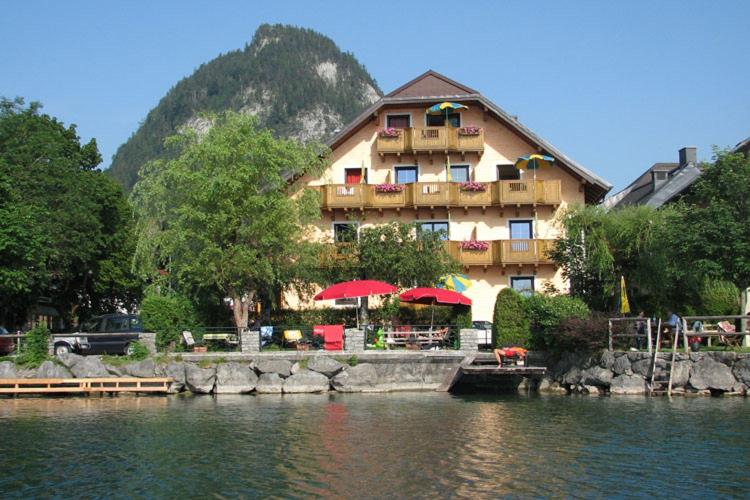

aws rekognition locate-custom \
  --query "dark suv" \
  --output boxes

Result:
[54,314,142,356]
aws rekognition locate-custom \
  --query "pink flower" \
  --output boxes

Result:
[375,183,405,193]
[459,240,490,251]
[379,127,402,138]
[459,181,486,192]
[458,125,481,136]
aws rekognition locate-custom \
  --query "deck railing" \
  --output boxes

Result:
[376,126,485,155]
[444,239,555,266]
[319,180,561,209]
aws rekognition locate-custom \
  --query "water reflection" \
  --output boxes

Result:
[0,393,749,498]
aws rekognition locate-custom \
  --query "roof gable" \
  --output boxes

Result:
[386,70,478,98]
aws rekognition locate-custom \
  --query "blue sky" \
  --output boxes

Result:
[1,0,748,192]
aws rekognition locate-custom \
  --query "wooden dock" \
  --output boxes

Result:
[460,366,547,376]
[438,354,546,392]
[0,377,171,395]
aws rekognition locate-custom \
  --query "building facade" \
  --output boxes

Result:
[294,71,611,321]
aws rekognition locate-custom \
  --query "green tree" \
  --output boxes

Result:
[0,97,141,327]
[131,111,328,329]
[492,288,530,347]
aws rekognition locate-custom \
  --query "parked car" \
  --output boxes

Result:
[473,321,493,346]
[53,314,141,356]
[0,326,15,355]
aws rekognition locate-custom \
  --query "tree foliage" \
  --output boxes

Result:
[131,111,328,328]
[140,289,202,351]
[492,288,530,347]
[0,98,141,328]
[108,24,382,190]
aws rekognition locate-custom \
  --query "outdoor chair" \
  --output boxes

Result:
[717,321,741,347]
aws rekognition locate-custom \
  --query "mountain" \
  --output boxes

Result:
[107,24,382,190]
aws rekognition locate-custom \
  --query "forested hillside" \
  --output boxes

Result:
[107,24,382,190]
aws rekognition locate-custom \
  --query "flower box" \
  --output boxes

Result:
[458,126,481,136]
[375,183,405,193]
[379,127,402,138]
[459,181,486,192]
[459,240,490,251]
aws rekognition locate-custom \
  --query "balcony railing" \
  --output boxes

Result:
[444,239,555,267]
[319,180,561,209]
[376,126,484,155]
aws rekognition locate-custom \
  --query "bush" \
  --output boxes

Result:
[492,288,530,347]
[140,291,202,351]
[700,279,740,316]
[546,314,609,352]
[16,325,50,367]
[524,294,590,349]
[127,341,149,361]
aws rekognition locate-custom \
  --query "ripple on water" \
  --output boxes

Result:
[0,393,749,498]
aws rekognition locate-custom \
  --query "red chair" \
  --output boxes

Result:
[313,325,344,351]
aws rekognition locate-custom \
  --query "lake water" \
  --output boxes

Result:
[0,393,748,498]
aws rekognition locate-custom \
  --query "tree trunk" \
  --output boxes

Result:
[231,291,255,330]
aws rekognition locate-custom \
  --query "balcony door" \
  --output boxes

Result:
[386,114,411,129]
[509,220,533,254]
[344,167,366,185]
[395,166,418,184]
[426,112,461,128]
[417,221,449,240]
[498,164,520,180]
[450,165,470,182]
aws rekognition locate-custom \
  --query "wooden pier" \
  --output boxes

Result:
[438,354,546,392]
[0,377,171,395]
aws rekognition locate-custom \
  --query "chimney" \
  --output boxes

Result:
[679,146,697,168]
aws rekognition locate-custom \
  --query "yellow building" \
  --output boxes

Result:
[296,70,611,321]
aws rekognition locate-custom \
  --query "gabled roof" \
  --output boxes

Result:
[602,161,701,209]
[327,70,612,203]
[385,70,478,98]
[734,136,750,155]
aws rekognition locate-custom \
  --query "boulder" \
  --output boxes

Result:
[689,357,737,392]
[732,358,750,386]
[255,359,292,378]
[707,351,737,366]
[122,359,156,378]
[0,361,18,378]
[598,351,615,370]
[626,351,650,363]
[103,363,124,377]
[68,356,110,378]
[631,358,662,377]
[255,373,284,394]
[290,362,302,375]
[215,362,258,394]
[157,362,187,393]
[184,363,216,394]
[34,361,72,379]
[307,356,344,378]
[331,364,379,392]
[612,355,631,375]
[561,367,583,386]
[56,352,83,370]
[538,376,567,394]
[582,366,613,387]
[610,374,647,394]
[583,384,601,395]
[283,369,330,393]
[670,361,690,387]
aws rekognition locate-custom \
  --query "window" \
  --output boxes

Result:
[105,317,129,332]
[395,166,418,184]
[509,220,533,240]
[417,221,449,240]
[510,277,535,297]
[345,167,367,184]
[498,164,520,180]
[450,165,469,182]
[333,222,358,243]
[386,114,411,129]
[426,112,461,127]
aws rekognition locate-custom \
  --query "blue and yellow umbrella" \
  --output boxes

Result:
[426,102,468,127]
[437,274,472,293]
[515,154,555,172]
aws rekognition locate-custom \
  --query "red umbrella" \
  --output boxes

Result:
[399,287,472,329]
[314,280,397,301]
[399,287,472,306]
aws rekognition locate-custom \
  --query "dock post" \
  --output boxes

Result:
[608,320,613,351]
[647,318,652,354]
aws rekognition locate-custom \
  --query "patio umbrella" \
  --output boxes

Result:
[515,154,555,183]
[400,287,472,329]
[437,274,472,293]
[314,280,397,327]
[427,102,469,181]
[619,276,631,315]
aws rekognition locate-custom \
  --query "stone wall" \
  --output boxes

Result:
[539,351,750,396]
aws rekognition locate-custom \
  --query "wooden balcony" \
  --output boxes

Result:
[376,126,485,156]
[445,239,555,267]
[319,180,561,210]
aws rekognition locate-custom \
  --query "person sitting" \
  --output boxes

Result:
[662,311,681,347]
[494,346,528,367]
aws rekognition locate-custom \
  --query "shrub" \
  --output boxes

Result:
[492,288,530,347]
[140,291,202,351]
[524,294,590,349]
[454,310,473,330]
[546,314,609,352]
[16,325,50,367]
[700,279,740,316]
[127,341,149,361]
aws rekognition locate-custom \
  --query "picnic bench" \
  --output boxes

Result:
[681,315,750,351]
[382,328,450,349]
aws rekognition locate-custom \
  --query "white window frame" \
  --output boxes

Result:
[449,163,471,183]
[393,164,419,184]
[385,112,412,129]
[332,221,360,243]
